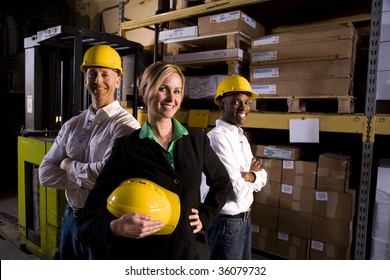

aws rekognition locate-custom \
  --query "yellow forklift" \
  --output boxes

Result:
[18,25,143,259]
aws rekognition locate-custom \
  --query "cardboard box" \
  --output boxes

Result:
[254,181,281,207]
[277,232,309,260]
[316,153,351,192]
[249,58,354,81]
[311,215,353,247]
[254,145,303,160]
[159,26,198,42]
[380,11,390,41]
[163,48,248,63]
[198,10,265,38]
[251,24,357,48]
[282,160,317,189]
[249,39,355,64]
[377,164,390,193]
[370,237,390,260]
[314,190,355,221]
[371,202,390,241]
[251,226,278,254]
[376,70,390,100]
[251,203,279,230]
[278,208,312,238]
[250,77,353,97]
[378,41,390,71]
[260,158,282,182]
[279,185,315,214]
[309,240,351,260]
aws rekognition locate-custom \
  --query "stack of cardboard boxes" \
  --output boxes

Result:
[161,10,265,100]
[163,10,264,66]
[251,145,355,259]
[248,24,358,112]
[310,153,355,259]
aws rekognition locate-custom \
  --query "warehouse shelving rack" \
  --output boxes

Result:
[119,0,388,259]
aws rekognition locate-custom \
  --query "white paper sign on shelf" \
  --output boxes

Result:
[289,118,319,143]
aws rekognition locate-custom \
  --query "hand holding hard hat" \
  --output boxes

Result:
[107,178,181,236]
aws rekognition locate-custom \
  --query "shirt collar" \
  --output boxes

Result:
[216,119,244,135]
[89,100,121,118]
[139,117,188,141]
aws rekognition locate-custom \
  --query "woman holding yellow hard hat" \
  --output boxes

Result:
[80,61,233,259]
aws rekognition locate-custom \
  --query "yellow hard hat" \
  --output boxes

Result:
[107,178,180,235]
[214,75,258,105]
[80,44,123,76]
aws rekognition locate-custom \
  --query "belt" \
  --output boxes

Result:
[219,211,250,219]
[66,204,83,219]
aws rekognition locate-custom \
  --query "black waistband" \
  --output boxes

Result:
[219,211,250,219]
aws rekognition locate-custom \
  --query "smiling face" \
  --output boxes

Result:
[84,67,120,110]
[220,92,252,127]
[147,72,183,120]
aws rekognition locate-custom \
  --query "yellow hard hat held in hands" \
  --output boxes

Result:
[107,178,181,235]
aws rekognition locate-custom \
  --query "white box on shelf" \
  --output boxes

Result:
[159,26,198,42]
[163,48,248,63]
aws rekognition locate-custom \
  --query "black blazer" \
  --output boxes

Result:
[81,127,232,259]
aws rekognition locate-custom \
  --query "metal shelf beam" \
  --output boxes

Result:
[173,110,367,134]
[373,115,390,136]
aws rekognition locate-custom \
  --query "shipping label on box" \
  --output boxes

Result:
[254,145,303,160]
[251,84,277,95]
[252,67,280,79]
[251,50,278,62]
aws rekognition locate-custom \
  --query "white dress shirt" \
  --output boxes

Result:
[38,100,140,209]
[201,119,267,215]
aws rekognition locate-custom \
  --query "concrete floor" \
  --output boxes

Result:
[0,188,40,260]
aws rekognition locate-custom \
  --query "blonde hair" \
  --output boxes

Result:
[137,61,185,106]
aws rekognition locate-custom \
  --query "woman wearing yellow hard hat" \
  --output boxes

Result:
[79,61,233,259]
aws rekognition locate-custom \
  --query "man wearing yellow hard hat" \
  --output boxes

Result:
[201,75,268,259]
[38,44,140,259]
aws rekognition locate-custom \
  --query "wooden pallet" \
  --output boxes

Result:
[255,95,355,113]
